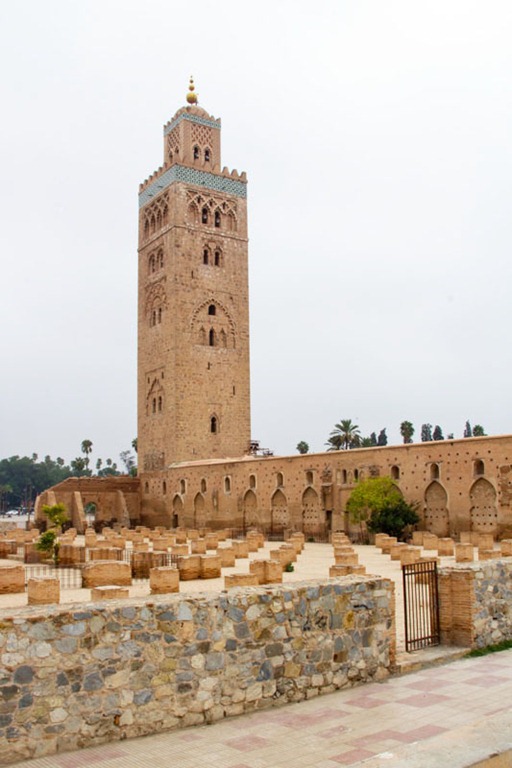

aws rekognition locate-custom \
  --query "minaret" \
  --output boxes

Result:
[137,79,251,471]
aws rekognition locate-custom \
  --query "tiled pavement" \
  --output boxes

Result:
[12,649,512,768]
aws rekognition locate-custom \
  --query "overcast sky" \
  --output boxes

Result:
[1,0,511,466]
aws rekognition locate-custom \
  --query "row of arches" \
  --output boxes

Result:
[424,477,497,535]
[169,486,324,537]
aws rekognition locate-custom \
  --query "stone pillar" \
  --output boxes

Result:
[150,566,180,594]
[82,561,132,587]
[91,586,130,600]
[437,538,454,556]
[0,564,25,593]
[27,577,60,605]
[232,540,249,558]
[438,568,475,647]
[191,539,207,554]
[200,555,222,579]
[224,573,259,588]
[455,543,474,563]
[217,546,236,567]
[389,543,407,561]
[422,533,439,551]
[177,554,201,580]
[500,539,512,556]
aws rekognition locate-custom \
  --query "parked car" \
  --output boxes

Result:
[5,510,19,517]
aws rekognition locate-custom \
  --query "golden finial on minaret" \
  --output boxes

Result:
[186,76,198,105]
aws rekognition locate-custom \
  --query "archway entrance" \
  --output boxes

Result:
[271,489,288,536]
[194,493,205,528]
[302,487,324,539]
[470,478,498,535]
[424,482,449,536]
[172,495,183,528]
[243,489,258,532]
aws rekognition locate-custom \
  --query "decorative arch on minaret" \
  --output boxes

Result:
[186,191,238,231]
[145,278,167,327]
[191,298,236,348]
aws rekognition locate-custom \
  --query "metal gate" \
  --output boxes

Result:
[402,560,440,652]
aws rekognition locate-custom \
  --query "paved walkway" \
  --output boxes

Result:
[12,649,512,768]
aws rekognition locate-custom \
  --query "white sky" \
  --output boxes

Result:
[1,0,511,465]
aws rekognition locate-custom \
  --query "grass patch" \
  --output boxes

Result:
[466,638,512,657]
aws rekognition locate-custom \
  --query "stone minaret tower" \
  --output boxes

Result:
[137,79,250,470]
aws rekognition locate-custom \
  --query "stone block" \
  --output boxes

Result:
[59,544,86,566]
[381,536,397,554]
[250,559,283,584]
[205,533,219,550]
[150,566,180,594]
[0,563,25,593]
[329,564,366,577]
[478,548,498,561]
[224,573,259,588]
[133,542,149,552]
[151,537,170,551]
[332,532,350,546]
[217,546,236,567]
[174,530,188,544]
[500,539,512,556]
[232,540,249,558]
[455,543,474,562]
[334,552,359,566]
[131,551,169,578]
[399,546,422,565]
[82,561,132,588]
[437,538,454,556]
[191,539,207,554]
[88,547,123,561]
[477,533,495,551]
[27,577,60,605]
[422,533,439,550]
[390,543,407,561]
[23,543,43,564]
[0,540,17,557]
[186,529,199,540]
[375,533,392,548]
[91,585,130,600]
[177,554,201,580]
[171,544,189,556]
[200,555,222,579]
[411,531,424,546]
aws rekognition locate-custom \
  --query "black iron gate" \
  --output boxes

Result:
[402,560,440,652]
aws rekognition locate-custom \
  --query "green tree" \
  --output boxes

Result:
[346,476,418,542]
[433,425,444,441]
[377,428,388,446]
[70,456,87,476]
[360,437,373,447]
[400,421,414,444]
[120,450,136,475]
[131,437,138,453]
[326,419,361,451]
[296,441,309,454]
[36,503,69,564]
[464,420,472,438]
[370,432,377,446]
[473,424,486,436]
[421,423,433,442]
[81,440,93,471]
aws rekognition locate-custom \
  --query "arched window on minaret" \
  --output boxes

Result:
[204,148,211,162]
[214,210,221,228]
[193,145,200,160]
[211,416,218,434]
[208,304,216,316]
[209,328,215,347]
[203,248,209,265]
[202,207,209,225]
[214,249,221,266]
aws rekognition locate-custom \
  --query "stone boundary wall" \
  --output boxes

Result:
[0,576,394,764]
[439,557,512,648]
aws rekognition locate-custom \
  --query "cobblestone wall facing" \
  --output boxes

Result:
[0,577,394,765]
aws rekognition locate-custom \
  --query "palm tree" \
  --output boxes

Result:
[400,421,414,444]
[327,419,361,451]
[81,439,93,471]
